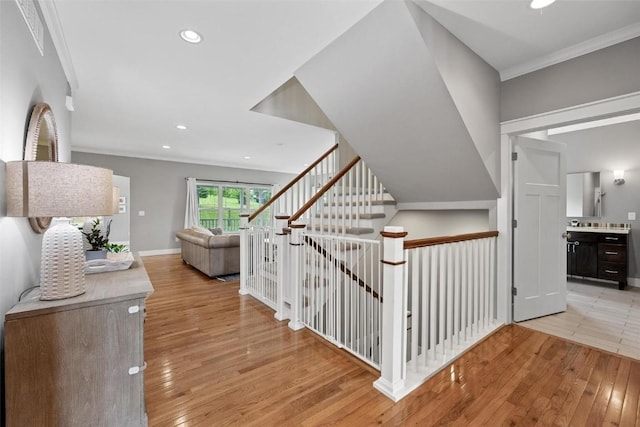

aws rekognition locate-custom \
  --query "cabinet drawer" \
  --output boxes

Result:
[598,244,626,263]
[568,232,598,243]
[598,262,626,281]
[598,234,627,244]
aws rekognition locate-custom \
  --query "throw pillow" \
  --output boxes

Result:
[191,225,213,236]
[208,227,223,235]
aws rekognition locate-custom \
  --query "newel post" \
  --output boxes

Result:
[373,226,407,401]
[288,222,306,331]
[274,215,290,321]
[238,214,250,296]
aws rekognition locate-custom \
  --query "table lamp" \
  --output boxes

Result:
[6,161,113,300]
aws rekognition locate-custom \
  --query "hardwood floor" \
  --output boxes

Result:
[143,255,640,426]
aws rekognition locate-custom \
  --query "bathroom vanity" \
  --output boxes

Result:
[566,226,629,290]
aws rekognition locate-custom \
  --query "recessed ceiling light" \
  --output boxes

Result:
[179,29,202,44]
[530,0,556,9]
[162,145,171,149]
[243,156,251,160]
[176,125,187,130]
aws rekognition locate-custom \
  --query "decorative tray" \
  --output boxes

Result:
[85,252,134,274]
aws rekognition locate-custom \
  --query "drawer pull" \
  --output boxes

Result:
[605,237,619,241]
[604,251,619,255]
[128,305,140,314]
[605,269,619,274]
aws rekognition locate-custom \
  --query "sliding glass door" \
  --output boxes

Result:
[197,182,272,232]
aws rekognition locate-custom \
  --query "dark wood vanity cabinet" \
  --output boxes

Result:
[567,231,628,290]
[597,233,627,288]
[567,232,598,277]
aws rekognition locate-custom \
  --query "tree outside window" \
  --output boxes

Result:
[197,183,271,232]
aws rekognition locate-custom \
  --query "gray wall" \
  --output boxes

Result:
[71,152,294,252]
[553,120,640,279]
[386,210,490,240]
[501,37,640,122]
[0,1,72,419]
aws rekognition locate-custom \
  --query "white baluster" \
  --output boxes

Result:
[420,247,428,366]
[410,249,419,365]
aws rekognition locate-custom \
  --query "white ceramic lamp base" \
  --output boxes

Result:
[40,218,86,300]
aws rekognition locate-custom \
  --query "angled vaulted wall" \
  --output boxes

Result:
[294,0,500,203]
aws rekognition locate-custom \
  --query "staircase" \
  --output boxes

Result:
[241,145,391,363]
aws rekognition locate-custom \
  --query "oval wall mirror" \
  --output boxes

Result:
[24,102,59,233]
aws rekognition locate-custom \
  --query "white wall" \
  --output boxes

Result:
[0,1,71,418]
[386,210,490,240]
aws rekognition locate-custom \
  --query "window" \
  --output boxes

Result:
[196,182,272,232]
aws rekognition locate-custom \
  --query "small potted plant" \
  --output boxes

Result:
[82,218,111,260]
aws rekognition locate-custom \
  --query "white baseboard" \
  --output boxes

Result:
[627,277,640,288]
[138,248,181,257]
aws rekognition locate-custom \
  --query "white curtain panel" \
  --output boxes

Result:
[184,178,200,228]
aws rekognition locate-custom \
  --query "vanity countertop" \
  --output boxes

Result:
[566,226,630,235]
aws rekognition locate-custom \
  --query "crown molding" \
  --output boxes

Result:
[500,91,640,135]
[500,22,640,81]
[37,0,78,89]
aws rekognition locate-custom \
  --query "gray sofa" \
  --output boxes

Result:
[176,228,240,277]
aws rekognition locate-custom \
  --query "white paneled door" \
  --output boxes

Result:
[513,136,567,322]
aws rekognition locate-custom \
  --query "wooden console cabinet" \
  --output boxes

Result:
[4,258,153,427]
[567,229,629,290]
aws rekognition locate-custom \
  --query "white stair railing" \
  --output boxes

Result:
[300,232,382,368]
[374,228,501,402]
[239,225,278,310]
[249,144,339,228]
[289,156,389,236]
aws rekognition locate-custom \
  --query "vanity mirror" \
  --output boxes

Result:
[567,171,601,218]
[24,102,59,233]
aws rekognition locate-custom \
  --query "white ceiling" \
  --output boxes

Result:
[46,0,640,174]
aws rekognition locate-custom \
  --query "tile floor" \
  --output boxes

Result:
[518,279,640,360]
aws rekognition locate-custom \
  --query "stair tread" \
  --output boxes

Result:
[310,225,374,235]
[314,213,386,220]
[324,200,396,206]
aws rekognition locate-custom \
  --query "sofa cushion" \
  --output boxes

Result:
[176,229,210,247]
[208,234,240,248]
[176,229,240,249]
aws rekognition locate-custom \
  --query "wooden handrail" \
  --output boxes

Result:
[404,231,498,250]
[304,236,382,302]
[248,144,338,222]
[289,155,361,223]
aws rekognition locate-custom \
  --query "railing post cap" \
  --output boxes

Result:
[290,222,306,229]
[239,213,250,218]
[384,226,404,233]
[381,226,407,239]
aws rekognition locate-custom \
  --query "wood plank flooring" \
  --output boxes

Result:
[143,255,640,426]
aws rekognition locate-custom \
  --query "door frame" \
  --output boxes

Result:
[497,91,640,324]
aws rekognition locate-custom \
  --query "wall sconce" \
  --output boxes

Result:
[614,170,625,185]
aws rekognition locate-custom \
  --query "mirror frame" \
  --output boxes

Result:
[24,102,59,233]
